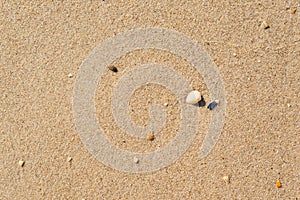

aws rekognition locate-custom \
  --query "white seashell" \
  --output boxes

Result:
[186,90,201,104]
[18,160,25,167]
[133,157,139,164]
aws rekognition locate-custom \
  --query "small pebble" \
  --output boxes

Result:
[198,96,206,107]
[163,102,168,107]
[68,73,73,78]
[147,133,155,141]
[223,176,230,183]
[133,157,139,164]
[108,66,118,72]
[207,100,220,110]
[287,103,291,107]
[67,157,73,162]
[291,7,297,14]
[18,160,25,167]
[233,53,237,57]
[186,90,201,105]
[261,21,270,29]
[276,180,282,188]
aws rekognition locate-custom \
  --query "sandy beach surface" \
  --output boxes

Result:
[1,1,299,199]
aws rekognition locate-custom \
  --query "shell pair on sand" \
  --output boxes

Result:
[186,90,219,110]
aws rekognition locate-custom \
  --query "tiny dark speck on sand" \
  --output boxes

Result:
[108,66,118,72]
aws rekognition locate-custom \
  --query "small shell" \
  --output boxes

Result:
[186,90,201,104]
[18,160,25,167]
[147,133,155,141]
[133,157,139,164]
[291,7,297,14]
[276,180,282,188]
[223,175,230,183]
[261,21,270,29]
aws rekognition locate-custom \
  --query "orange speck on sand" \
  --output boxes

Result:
[276,180,282,188]
[147,134,155,141]
[291,7,297,14]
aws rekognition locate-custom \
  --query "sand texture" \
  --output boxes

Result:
[1,1,299,199]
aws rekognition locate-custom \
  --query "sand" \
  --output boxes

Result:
[1,0,299,199]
